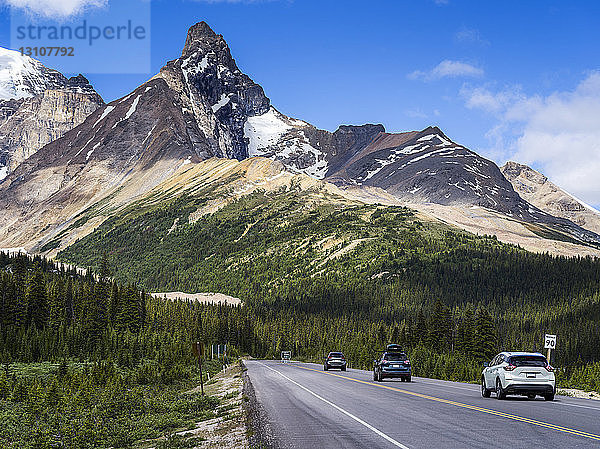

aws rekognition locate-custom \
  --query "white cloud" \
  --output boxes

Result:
[1,0,106,18]
[408,60,484,81]
[461,85,524,114]
[462,72,600,206]
[405,108,428,119]
[454,27,489,46]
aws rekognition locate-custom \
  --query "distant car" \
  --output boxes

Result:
[373,345,411,382]
[481,352,555,401]
[324,352,347,371]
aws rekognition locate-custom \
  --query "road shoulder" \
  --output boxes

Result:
[243,359,280,449]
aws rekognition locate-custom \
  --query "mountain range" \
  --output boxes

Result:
[0,22,599,259]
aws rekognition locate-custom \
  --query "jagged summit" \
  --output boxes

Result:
[182,21,223,57]
[155,21,270,160]
[502,161,548,185]
[67,74,92,88]
[502,161,600,234]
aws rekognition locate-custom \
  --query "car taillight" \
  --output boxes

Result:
[545,365,554,372]
[503,365,516,371]
[382,361,389,366]
[404,360,411,365]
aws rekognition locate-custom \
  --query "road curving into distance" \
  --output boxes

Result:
[244,360,600,449]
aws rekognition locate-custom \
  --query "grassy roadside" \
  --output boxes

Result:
[0,359,249,448]
[146,361,250,449]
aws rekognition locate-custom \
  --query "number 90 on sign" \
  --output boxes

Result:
[544,334,557,349]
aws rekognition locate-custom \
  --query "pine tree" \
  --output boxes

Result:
[109,283,120,325]
[63,278,75,326]
[428,298,452,352]
[456,305,476,357]
[13,256,28,327]
[474,307,497,360]
[47,278,64,329]
[25,264,47,329]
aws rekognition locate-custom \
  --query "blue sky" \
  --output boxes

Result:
[1,0,600,207]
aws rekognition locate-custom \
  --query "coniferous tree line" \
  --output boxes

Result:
[0,250,598,396]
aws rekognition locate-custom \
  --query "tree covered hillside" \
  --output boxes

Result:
[58,188,600,369]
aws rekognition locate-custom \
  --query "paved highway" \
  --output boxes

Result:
[245,360,600,448]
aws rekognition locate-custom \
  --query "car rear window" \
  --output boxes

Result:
[509,355,547,367]
[384,353,407,361]
[329,352,344,357]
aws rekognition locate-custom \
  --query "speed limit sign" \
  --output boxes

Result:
[544,334,557,349]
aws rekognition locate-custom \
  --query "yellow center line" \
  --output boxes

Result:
[295,365,600,442]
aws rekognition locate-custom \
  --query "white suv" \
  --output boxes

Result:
[481,352,555,401]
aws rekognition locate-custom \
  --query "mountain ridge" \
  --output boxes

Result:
[0,48,104,179]
[502,161,600,235]
[0,22,599,257]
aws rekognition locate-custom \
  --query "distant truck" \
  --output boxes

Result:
[373,344,411,382]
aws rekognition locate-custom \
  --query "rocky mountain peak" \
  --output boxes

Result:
[501,161,600,235]
[182,21,222,57]
[335,123,385,136]
[154,22,270,160]
[67,74,92,88]
[502,161,548,185]
[0,47,67,100]
[0,61,103,178]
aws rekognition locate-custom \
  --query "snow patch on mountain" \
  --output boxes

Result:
[0,47,57,100]
[93,105,115,128]
[212,93,231,112]
[125,95,141,120]
[244,108,291,155]
[244,107,329,179]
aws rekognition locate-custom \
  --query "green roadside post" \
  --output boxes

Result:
[193,341,205,395]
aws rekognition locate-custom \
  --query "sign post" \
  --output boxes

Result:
[193,341,205,395]
[544,334,556,363]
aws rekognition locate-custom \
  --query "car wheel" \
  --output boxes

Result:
[544,392,555,401]
[496,378,506,400]
[373,370,377,381]
[377,371,383,382]
[527,393,536,400]
[341,366,346,371]
[324,365,328,371]
[406,376,411,382]
[481,377,491,398]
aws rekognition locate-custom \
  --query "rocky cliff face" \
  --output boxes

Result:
[0,47,104,179]
[502,161,600,235]
[245,113,524,210]
[0,75,103,175]
[155,22,270,160]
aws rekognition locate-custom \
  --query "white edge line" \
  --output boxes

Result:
[257,361,410,449]
[557,402,600,412]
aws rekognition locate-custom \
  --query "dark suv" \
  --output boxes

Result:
[373,345,411,382]
[324,352,347,371]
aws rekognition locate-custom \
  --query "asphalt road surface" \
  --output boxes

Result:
[245,360,600,448]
